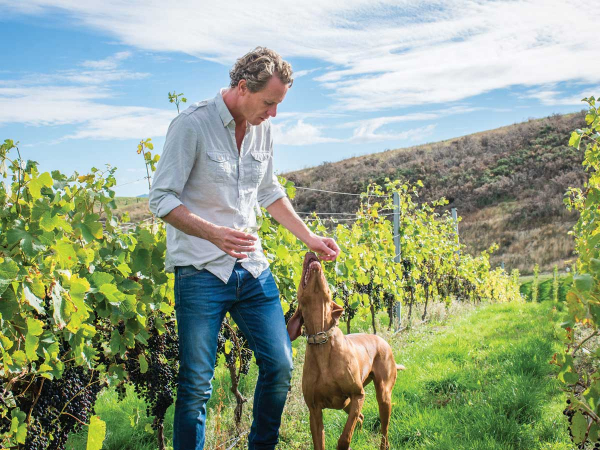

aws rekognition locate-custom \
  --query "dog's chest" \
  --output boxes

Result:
[303,377,349,410]
[302,348,358,410]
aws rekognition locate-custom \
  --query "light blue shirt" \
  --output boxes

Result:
[149,89,286,282]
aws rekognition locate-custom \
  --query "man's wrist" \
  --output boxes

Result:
[300,231,317,246]
[202,223,222,243]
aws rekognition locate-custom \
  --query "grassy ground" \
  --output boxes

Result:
[67,300,570,449]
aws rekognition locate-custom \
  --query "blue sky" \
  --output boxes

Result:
[0,0,597,197]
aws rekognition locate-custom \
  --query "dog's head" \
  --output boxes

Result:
[287,252,343,341]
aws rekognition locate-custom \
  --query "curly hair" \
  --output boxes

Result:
[229,47,293,93]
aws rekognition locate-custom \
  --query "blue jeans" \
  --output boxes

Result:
[173,263,293,450]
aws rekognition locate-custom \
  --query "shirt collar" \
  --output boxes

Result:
[216,88,235,128]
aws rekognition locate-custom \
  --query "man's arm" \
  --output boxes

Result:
[266,197,340,261]
[162,205,257,260]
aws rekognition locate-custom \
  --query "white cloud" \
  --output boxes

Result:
[0,0,600,111]
[293,68,321,79]
[1,0,598,149]
[349,123,437,144]
[60,109,174,141]
[276,111,348,120]
[272,118,437,146]
[0,50,172,141]
[272,120,342,146]
[81,51,132,70]
[2,0,597,113]
[523,85,600,106]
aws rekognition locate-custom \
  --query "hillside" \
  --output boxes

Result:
[284,111,587,275]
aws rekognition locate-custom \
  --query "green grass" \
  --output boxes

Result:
[67,301,571,449]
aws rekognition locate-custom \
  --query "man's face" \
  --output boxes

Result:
[240,75,288,126]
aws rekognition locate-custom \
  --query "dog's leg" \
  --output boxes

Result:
[337,392,365,450]
[375,381,393,450]
[309,406,325,450]
[343,402,364,430]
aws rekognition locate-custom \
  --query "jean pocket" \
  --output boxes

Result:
[177,265,207,279]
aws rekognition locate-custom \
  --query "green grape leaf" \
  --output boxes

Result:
[77,248,95,265]
[110,331,125,356]
[70,276,90,303]
[562,371,579,385]
[276,245,289,260]
[7,228,45,257]
[29,172,53,198]
[569,131,582,150]
[25,333,39,361]
[574,274,593,293]
[591,258,600,274]
[75,223,96,244]
[0,286,19,321]
[120,279,142,292]
[0,258,19,295]
[52,283,67,328]
[86,416,107,450]
[84,214,103,238]
[116,263,132,277]
[10,408,27,444]
[54,241,77,268]
[91,271,114,288]
[99,284,122,305]
[11,350,27,367]
[571,411,588,444]
[139,354,148,374]
[29,276,46,299]
[131,248,151,273]
[27,317,44,336]
[81,345,97,369]
[23,285,45,314]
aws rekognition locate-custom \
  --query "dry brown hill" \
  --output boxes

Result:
[284,111,587,275]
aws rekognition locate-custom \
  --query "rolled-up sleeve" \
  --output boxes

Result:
[149,114,198,218]
[257,124,286,209]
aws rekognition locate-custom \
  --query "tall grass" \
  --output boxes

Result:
[67,301,570,449]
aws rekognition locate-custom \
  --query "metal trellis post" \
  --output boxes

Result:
[393,192,402,331]
[451,207,460,255]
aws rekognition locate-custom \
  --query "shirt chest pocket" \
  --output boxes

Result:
[250,151,271,184]
[206,151,235,184]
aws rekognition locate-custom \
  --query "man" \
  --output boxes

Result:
[149,47,340,450]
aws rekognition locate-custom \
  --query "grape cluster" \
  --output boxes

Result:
[283,305,296,324]
[127,317,179,431]
[383,291,396,321]
[23,366,105,450]
[335,283,355,322]
[239,337,253,375]
[402,258,412,280]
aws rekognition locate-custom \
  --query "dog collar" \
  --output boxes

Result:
[306,324,338,345]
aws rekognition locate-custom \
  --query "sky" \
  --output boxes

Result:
[0,0,597,197]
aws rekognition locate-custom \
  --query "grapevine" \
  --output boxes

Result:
[0,118,521,448]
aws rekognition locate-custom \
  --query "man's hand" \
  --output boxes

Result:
[265,198,341,262]
[162,205,258,259]
[212,227,257,259]
[305,234,340,262]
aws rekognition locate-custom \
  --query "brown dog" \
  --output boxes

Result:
[287,252,404,450]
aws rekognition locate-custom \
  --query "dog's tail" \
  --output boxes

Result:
[396,364,406,371]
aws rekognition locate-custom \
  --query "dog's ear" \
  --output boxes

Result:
[331,301,344,323]
[287,306,304,341]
